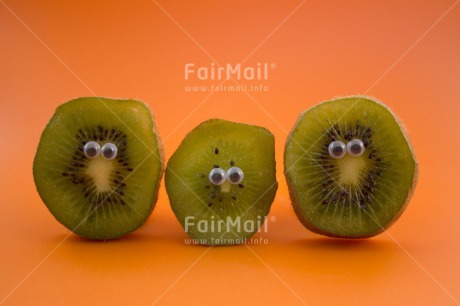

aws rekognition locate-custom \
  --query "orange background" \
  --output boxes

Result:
[1,0,459,305]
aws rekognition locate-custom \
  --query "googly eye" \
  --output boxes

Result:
[347,139,365,157]
[226,167,244,184]
[101,143,118,160]
[209,168,226,185]
[83,141,100,159]
[328,141,346,159]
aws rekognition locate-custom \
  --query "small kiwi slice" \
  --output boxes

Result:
[165,119,277,245]
[33,97,164,240]
[284,96,418,238]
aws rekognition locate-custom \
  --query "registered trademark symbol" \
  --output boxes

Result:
[270,216,277,222]
[270,63,276,69]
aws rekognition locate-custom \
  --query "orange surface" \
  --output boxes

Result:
[1,0,459,305]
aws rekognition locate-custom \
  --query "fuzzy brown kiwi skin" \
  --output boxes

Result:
[284,95,419,239]
[140,99,165,215]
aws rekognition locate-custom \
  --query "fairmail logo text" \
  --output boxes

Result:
[184,63,273,81]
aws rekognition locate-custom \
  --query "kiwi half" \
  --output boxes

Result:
[33,97,164,240]
[165,119,277,245]
[284,96,418,238]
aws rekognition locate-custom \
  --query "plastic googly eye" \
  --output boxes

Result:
[226,167,244,184]
[328,141,346,159]
[83,141,100,159]
[347,139,365,157]
[209,168,226,185]
[101,143,118,160]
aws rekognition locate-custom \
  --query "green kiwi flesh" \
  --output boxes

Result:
[166,119,277,245]
[284,96,418,238]
[33,97,164,240]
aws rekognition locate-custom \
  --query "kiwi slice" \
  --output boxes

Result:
[165,119,277,245]
[33,97,164,240]
[284,96,418,238]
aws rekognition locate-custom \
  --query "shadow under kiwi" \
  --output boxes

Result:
[296,236,395,251]
[280,236,399,277]
[47,229,185,272]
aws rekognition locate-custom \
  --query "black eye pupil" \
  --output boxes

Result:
[351,144,361,153]
[229,172,240,182]
[103,148,113,157]
[333,146,343,155]
[87,147,97,156]
[212,173,222,182]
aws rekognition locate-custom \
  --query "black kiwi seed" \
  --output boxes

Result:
[213,165,219,168]
[345,130,353,141]
[214,148,219,154]
[208,202,213,207]
[238,184,244,188]
[230,161,235,166]
[232,195,237,200]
